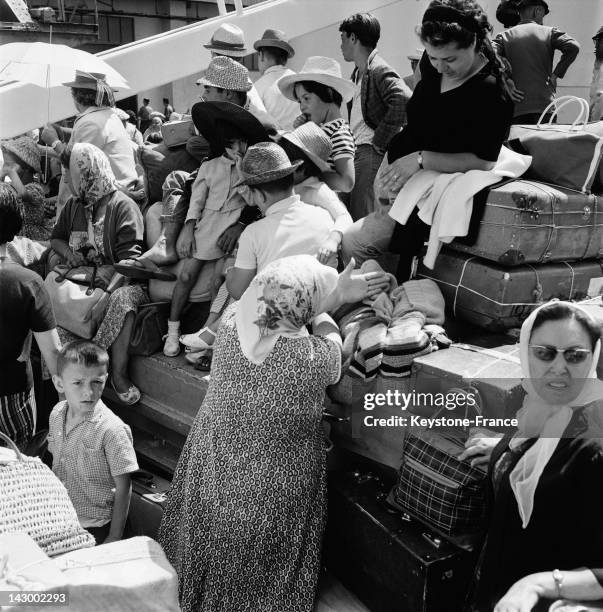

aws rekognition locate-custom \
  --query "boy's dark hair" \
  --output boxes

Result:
[228,90,248,107]
[339,13,381,49]
[295,81,343,107]
[278,138,322,179]
[126,109,137,124]
[163,97,169,103]
[254,172,295,195]
[258,46,289,66]
[57,340,110,376]
[0,183,22,244]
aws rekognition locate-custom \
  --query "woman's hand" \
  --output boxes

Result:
[377,153,421,194]
[505,78,525,103]
[494,577,541,612]
[317,236,340,265]
[458,427,503,467]
[41,124,60,146]
[64,249,87,268]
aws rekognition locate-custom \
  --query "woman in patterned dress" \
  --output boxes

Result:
[159,255,345,612]
[49,143,147,405]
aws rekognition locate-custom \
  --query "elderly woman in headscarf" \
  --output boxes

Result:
[462,301,603,612]
[1,135,53,241]
[40,71,139,218]
[159,254,374,612]
[50,143,147,405]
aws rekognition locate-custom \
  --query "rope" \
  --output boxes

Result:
[563,261,576,300]
[453,256,476,317]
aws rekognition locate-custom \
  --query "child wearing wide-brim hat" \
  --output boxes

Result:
[278,57,356,194]
[162,101,270,357]
[278,123,353,262]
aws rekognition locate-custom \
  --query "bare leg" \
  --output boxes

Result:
[170,258,204,322]
[139,221,182,267]
[111,311,136,393]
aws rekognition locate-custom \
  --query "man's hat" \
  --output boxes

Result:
[204,23,249,57]
[279,122,332,173]
[62,70,108,90]
[517,0,550,15]
[234,142,302,187]
[191,101,270,156]
[278,56,355,104]
[253,29,295,58]
[196,56,252,92]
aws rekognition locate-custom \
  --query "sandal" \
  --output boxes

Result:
[114,259,177,282]
[180,327,217,351]
[110,379,141,406]
[193,354,212,372]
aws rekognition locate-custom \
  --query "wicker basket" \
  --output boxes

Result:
[0,431,95,557]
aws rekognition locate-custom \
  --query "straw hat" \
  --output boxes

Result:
[1,136,41,174]
[62,70,108,90]
[196,56,252,92]
[253,28,295,58]
[204,23,249,57]
[279,122,332,173]
[191,101,270,155]
[234,142,302,186]
[278,56,355,104]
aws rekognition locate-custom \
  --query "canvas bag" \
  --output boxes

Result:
[508,96,603,193]
[388,401,488,548]
[44,264,124,339]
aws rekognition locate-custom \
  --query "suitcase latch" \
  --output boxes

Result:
[583,206,592,220]
[422,532,442,548]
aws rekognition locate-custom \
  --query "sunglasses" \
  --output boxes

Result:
[529,344,592,365]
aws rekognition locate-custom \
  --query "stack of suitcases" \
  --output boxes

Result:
[417,179,603,331]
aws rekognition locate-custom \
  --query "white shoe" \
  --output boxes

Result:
[180,327,217,351]
[163,333,181,357]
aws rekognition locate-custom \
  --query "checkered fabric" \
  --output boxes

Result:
[48,400,139,527]
[391,431,488,537]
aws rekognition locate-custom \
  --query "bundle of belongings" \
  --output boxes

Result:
[330,261,450,404]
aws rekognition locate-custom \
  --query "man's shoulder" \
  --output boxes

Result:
[369,53,400,76]
[96,403,132,437]
[296,200,333,222]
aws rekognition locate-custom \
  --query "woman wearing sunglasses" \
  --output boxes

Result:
[464,301,603,612]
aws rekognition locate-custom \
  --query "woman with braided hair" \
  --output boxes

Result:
[342,0,514,281]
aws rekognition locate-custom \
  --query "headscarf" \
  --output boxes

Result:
[69,143,118,208]
[510,301,603,528]
[235,255,338,365]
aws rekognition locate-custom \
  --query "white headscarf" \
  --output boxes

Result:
[510,301,603,528]
[235,255,338,365]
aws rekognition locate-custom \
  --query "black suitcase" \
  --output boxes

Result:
[324,469,477,612]
[127,469,171,540]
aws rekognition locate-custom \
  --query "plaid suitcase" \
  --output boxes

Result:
[450,179,603,266]
[418,249,603,331]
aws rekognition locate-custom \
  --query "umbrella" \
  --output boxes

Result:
[0,42,129,89]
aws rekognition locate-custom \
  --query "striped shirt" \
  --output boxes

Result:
[48,400,139,528]
[320,118,356,169]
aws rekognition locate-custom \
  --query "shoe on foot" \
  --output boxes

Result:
[110,379,141,405]
[163,320,181,357]
[180,327,217,351]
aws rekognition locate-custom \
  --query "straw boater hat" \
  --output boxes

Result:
[196,56,253,92]
[204,23,249,57]
[278,56,355,104]
[1,136,42,174]
[279,122,332,173]
[62,70,115,106]
[234,142,302,186]
[191,101,270,155]
[253,28,295,58]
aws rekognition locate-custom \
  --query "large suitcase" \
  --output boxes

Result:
[127,470,170,540]
[450,179,603,266]
[410,343,524,422]
[324,469,477,612]
[418,249,603,331]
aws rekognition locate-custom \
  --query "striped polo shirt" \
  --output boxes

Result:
[320,118,356,170]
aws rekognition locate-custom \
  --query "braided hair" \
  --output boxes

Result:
[419,0,512,100]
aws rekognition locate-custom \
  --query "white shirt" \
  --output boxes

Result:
[235,194,333,271]
[246,85,268,117]
[254,65,300,130]
[294,177,353,235]
[349,75,375,148]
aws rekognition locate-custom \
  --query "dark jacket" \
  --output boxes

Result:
[348,50,412,152]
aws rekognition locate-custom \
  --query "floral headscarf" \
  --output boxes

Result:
[235,255,338,365]
[69,143,118,208]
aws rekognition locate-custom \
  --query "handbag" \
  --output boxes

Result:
[508,96,603,193]
[44,264,125,339]
[387,401,488,548]
[128,301,170,356]
[0,431,95,557]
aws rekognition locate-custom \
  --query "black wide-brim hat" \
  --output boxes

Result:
[191,101,270,155]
